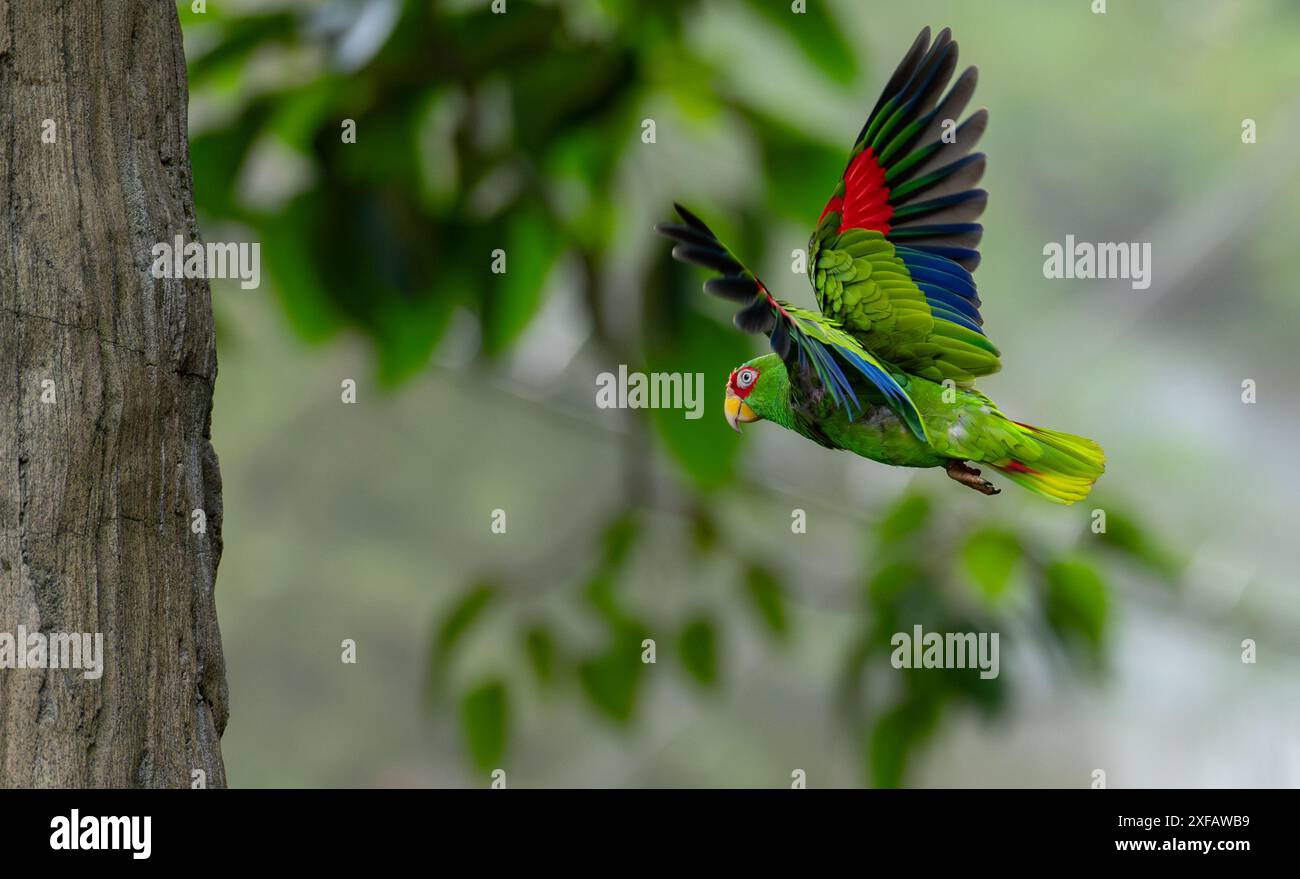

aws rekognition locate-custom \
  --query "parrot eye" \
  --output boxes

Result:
[736,368,757,388]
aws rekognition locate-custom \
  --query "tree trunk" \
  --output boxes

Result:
[0,0,228,787]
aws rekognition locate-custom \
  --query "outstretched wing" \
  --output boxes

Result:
[808,26,1000,385]
[656,204,927,441]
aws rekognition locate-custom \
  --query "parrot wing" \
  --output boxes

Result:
[657,203,927,441]
[808,26,1001,385]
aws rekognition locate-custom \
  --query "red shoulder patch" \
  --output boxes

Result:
[819,147,892,235]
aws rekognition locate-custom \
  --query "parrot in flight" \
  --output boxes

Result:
[655,26,1104,504]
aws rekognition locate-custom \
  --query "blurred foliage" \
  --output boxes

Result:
[182,0,853,385]
[460,679,508,770]
[428,490,1176,787]
[185,0,1182,786]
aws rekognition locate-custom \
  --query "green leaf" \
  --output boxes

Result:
[743,564,788,638]
[482,205,561,355]
[835,633,872,717]
[523,624,557,686]
[584,570,622,624]
[266,77,345,153]
[257,184,458,378]
[583,515,644,630]
[1044,558,1108,649]
[876,493,931,543]
[370,288,457,385]
[190,116,263,220]
[867,699,938,789]
[868,707,909,789]
[677,617,718,686]
[435,582,495,664]
[1093,507,1181,581]
[579,640,644,725]
[961,528,1023,600]
[254,193,344,344]
[949,667,1007,717]
[600,511,641,570]
[460,680,508,771]
[867,560,924,610]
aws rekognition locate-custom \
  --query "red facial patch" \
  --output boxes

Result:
[729,366,759,399]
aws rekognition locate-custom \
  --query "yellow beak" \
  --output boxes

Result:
[724,392,759,433]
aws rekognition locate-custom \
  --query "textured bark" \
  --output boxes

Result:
[0,1,227,786]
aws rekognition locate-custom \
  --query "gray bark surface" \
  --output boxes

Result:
[0,0,228,787]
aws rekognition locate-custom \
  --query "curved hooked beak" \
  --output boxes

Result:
[724,389,759,434]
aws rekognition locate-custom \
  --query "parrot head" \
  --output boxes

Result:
[724,353,786,433]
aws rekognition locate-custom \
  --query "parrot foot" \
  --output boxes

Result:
[945,460,1001,496]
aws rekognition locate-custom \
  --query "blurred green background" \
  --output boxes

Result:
[182,0,1300,787]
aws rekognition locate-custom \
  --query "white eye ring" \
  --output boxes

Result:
[737,368,757,388]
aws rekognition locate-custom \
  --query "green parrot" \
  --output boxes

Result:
[655,26,1104,504]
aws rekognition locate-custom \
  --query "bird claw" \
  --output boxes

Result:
[945,460,1001,496]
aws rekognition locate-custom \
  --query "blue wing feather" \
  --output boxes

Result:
[789,312,927,441]
[917,283,983,327]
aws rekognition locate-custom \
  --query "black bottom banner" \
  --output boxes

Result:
[3,788,1284,865]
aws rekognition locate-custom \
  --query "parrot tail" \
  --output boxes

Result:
[993,422,1106,505]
